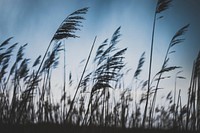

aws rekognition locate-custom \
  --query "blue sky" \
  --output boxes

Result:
[0,0,200,105]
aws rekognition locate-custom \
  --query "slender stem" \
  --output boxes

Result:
[186,61,195,130]
[149,44,171,127]
[192,72,197,130]
[173,73,178,126]
[198,68,200,130]
[174,89,181,128]
[17,39,54,122]
[63,40,67,120]
[66,36,97,121]
[142,10,157,128]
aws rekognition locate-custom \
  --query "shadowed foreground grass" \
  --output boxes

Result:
[0,124,199,133]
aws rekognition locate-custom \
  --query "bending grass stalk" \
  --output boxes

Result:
[142,9,157,128]
[16,8,88,122]
[65,36,97,121]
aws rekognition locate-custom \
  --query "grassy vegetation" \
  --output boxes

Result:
[0,124,199,133]
[0,0,199,132]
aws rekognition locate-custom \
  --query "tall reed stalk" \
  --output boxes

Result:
[66,36,97,121]
[142,0,172,127]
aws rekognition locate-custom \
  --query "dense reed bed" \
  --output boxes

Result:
[0,0,199,132]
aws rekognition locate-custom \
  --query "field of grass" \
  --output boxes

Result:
[0,0,199,132]
[0,124,199,133]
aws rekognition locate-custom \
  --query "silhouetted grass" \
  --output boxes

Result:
[0,0,199,132]
[0,123,199,133]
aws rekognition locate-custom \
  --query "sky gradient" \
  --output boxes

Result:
[0,0,200,105]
